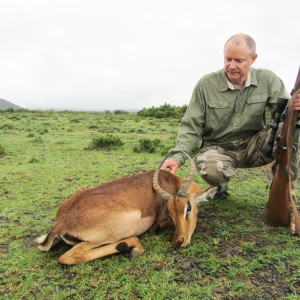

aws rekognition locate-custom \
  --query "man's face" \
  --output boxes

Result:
[224,40,257,85]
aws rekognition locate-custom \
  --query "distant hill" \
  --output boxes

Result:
[0,98,24,110]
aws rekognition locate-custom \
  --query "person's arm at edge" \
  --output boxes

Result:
[161,81,205,173]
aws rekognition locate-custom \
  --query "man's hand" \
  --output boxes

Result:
[160,159,179,174]
[293,92,300,118]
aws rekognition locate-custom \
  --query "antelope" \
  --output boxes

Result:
[36,151,217,265]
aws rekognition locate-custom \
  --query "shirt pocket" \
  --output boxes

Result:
[206,99,230,126]
[245,95,267,116]
[208,100,229,109]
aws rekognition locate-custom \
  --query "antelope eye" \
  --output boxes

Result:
[185,204,192,219]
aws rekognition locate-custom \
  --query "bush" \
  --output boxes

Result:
[38,128,49,135]
[133,138,163,153]
[89,124,98,130]
[70,118,80,123]
[28,157,40,163]
[113,110,129,115]
[87,134,124,150]
[137,103,187,118]
[33,136,44,143]
[0,144,5,156]
[0,123,15,130]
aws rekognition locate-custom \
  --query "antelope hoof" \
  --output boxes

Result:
[130,248,141,260]
[130,248,144,260]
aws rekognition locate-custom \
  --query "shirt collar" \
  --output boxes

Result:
[220,68,258,91]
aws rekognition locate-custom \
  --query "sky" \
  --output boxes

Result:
[0,0,299,111]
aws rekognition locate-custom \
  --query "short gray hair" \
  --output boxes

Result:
[225,33,256,56]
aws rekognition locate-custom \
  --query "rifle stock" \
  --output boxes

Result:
[267,153,291,226]
[267,67,300,234]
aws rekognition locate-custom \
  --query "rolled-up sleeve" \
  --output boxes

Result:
[170,82,205,165]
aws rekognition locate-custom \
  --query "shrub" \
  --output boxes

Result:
[70,118,80,123]
[38,128,49,135]
[33,136,44,143]
[28,157,40,163]
[0,144,5,156]
[133,138,163,153]
[136,129,145,134]
[137,103,187,118]
[87,134,124,150]
[0,123,15,130]
[113,110,129,115]
[89,124,98,130]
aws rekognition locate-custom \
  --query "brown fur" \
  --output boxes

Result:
[37,170,216,264]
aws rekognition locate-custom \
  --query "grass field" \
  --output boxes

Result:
[1,110,300,299]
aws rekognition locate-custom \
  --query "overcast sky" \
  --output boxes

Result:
[0,0,299,111]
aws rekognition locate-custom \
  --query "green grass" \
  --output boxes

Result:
[0,110,300,299]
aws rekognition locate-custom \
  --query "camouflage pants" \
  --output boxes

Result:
[195,125,300,198]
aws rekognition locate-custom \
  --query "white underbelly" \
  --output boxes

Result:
[133,216,155,236]
[76,210,155,245]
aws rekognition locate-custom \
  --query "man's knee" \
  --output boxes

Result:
[196,152,237,189]
[197,160,225,183]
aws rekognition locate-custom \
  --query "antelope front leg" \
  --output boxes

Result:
[58,237,145,265]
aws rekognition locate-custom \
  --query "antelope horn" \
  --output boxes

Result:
[176,151,196,197]
[152,150,196,201]
[153,154,173,201]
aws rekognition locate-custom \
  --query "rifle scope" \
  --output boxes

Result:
[264,97,288,158]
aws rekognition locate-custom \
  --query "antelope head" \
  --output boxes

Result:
[153,151,216,248]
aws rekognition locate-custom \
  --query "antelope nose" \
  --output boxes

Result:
[175,237,190,248]
[175,238,184,247]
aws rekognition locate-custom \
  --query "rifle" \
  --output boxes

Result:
[267,67,300,234]
[264,97,288,158]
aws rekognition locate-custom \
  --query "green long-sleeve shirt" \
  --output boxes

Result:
[171,67,290,165]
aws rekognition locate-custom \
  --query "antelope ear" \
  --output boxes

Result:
[195,187,218,204]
